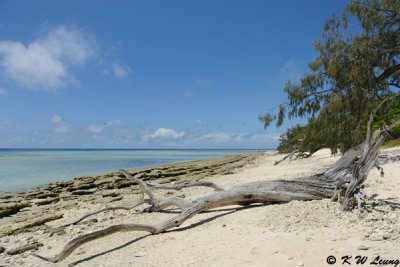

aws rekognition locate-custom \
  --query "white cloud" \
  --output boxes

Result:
[0,26,96,90]
[87,124,104,134]
[0,116,279,148]
[50,115,70,133]
[182,79,213,97]
[182,90,194,97]
[198,132,240,143]
[280,59,302,83]
[141,126,279,148]
[50,115,62,124]
[142,128,185,142]
[106,120,123,126]
[102,63,131,78]
[196,79,213,88]
[112,63,130,78]
[189,132,278,146]
[0,120,12,126]
[0,88,6,96]
[87,120,123,134]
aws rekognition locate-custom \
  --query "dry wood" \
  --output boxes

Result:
[60,174,224,228]
[59,200,147,228]
[274,150,311,165]
[31,98,399,263]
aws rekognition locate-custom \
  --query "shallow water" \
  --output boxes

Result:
[0,149,266,192]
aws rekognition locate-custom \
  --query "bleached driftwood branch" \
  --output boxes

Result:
[32,97,398,263]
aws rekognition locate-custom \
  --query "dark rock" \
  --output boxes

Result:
[94,176,116,186]
[77,250,86,255]
[0,202,31,218]
[25,190,58,199]
[74,176,96,183]
[25,191,44,198]
[33,192,58,199]
[7,242,43,255]
[60,195,78,201]
[54,181,73,188]
[35,197,60,206]
[101,191,120,198]
[48,227,66,237]
[23,214,63,228]
[114,180,134,189]
[71,189,97,195]
[67,183,97,192]
[110,196,124,202]
[1,214,63,237]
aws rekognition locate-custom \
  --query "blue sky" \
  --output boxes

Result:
[0,0,348,148]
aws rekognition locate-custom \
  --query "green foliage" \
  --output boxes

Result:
[261,0,400,154]
[372,98,400,138]
[382,137,400,148]
[277,125,306,153]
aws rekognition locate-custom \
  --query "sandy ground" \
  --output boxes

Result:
[1,149,399,267]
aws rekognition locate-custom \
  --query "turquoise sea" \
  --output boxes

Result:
[0,149,266,192]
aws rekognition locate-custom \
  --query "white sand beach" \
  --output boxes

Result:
[1,149,399,267]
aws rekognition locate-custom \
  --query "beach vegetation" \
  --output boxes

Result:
[260,0,400,154]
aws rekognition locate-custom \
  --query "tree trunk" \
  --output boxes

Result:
[31,113,398,263]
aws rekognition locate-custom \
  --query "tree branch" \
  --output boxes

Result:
[60,199,147,228]
[31,223,158,263]
[120,170,155,201]
[376,64,400,83]
[146,180,224,191]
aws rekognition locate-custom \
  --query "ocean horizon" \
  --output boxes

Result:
[0,148,270,193]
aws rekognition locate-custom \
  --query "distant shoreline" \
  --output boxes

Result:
[0,153,261,223]
[0,148,272,151]
[0,150,268,194]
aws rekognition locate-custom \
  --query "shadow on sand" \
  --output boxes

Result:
[67,204,266,266]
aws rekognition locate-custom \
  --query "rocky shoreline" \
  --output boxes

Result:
[0,153,258,256]
[1,149,399,267]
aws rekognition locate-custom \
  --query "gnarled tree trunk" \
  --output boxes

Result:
[32,109,399,263]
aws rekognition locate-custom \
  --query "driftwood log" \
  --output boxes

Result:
[273,150,311,165]
[32,103,399,263]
